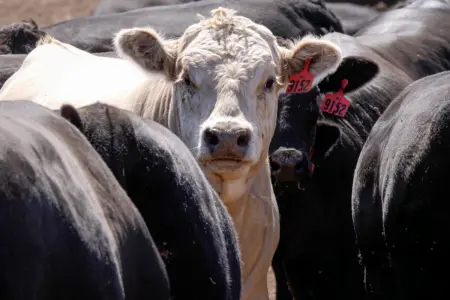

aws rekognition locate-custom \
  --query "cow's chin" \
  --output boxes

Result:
[200,158,252,180]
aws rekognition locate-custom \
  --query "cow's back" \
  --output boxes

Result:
[0,44,150,110]
[354,7,450,79]
[352,71,450,299]
[42,0,343,53]
[0,100,169,300]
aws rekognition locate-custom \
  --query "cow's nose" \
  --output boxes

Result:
[203,127,251,158]
[270,148,312,182]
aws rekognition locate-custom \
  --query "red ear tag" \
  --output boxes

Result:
[319,79,351,117]
[285,58,315,94]
[309,148,315,173]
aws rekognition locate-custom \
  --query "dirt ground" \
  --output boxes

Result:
[0,0,277,298]
[0,0,100,26]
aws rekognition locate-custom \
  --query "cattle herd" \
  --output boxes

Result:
[1,0,450,299]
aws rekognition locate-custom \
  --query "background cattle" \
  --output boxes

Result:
[88,0,384,35]
[352,70,450,300]
[0,0,344,54]
[91,0,199,16]
[325,3,380,35]
[57,102,242,300]
[0,99,170,300]
[268,0,450,299]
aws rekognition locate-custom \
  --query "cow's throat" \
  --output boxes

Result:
[221,176,252,206]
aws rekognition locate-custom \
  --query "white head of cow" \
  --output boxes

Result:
[114,8,342,183]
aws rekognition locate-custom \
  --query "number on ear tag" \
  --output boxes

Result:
[286,58,315,94]
[320,79,351,117]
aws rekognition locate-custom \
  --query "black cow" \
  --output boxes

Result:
[57,102,242,300]
[352,71,450,300]
[90,0,380,35]
[91,0,199,16]
[0,0,343,54]
[269,1,450,299]
[0,100,170,300]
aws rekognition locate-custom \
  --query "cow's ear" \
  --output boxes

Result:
[60,104,83,132]
[114,27,178,79]
[279,35,342,86]
[318,56,379,94]
[313,121,340,160]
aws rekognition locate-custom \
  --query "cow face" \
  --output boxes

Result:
[114,8,342,182]
[269,55,379,185]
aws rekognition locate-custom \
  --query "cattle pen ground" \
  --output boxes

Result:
[0,0,276,298]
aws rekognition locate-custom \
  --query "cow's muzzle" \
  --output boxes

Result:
[199,123,253,172]
[270,147,312,183]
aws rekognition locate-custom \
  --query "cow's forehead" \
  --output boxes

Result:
[177,11,281,77]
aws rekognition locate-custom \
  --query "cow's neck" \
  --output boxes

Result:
[139,76,174,130]
[142,82,280,299]
[214,157,280,300]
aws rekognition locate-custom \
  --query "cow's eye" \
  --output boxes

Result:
[265,78,275,90]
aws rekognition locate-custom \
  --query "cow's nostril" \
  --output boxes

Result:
[270,159,281,172]
[203,129,219,146]
[237,132,250,147]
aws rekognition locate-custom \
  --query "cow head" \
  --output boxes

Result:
[269,52,379,185]
[114,8,342,198]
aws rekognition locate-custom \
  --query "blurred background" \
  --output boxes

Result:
[0,0,101,26]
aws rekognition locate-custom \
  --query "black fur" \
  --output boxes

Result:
[269,1,450,299]
[59,103,242,300]
[91,0,199,16]
[40,0,343,53]
[0,20,46,55]
[0,100,170,300]
[353,70,450,300]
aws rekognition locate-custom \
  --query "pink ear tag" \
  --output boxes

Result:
[285,58,315,94]
[319,79,351,117]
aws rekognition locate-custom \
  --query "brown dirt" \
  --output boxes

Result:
[0,0,278,298]
[0,0,102,26]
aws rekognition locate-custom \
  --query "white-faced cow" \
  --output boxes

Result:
[0,8,343,299]
[268,0,450,299]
